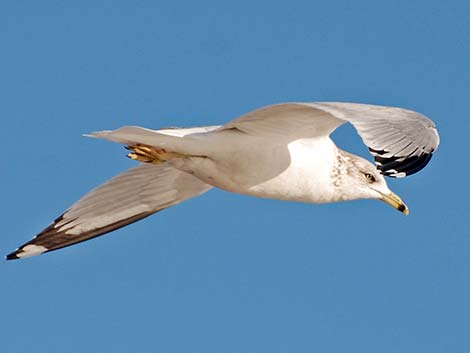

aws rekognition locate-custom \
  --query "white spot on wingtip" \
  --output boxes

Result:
[17,245,48,258]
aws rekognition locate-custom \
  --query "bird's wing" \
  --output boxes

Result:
[7,164,212,260]
[220,102,439,177]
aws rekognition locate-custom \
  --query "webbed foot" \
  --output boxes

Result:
[126,144,186,164]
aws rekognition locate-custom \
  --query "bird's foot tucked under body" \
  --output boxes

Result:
[126,144,186,164]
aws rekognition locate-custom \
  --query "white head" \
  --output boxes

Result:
[332,150,409,214]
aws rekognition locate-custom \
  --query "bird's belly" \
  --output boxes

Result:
[175,135,337,203]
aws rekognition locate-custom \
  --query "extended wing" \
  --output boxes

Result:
[220,102,439,177]
[7,164,212,259]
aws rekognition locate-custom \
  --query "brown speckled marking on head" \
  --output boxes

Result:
[330,149,359,187]
[331,151,345,187]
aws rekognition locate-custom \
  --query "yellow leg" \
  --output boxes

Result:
[126,144,187,164]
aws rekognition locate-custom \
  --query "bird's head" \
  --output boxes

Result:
[334,151,409,215]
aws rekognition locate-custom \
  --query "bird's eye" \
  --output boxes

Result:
[364,173,376,183]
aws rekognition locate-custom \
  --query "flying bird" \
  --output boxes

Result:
[6,102,439,260]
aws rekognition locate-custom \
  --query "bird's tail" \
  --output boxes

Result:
[87,125,219,156]
[6,163,212,259]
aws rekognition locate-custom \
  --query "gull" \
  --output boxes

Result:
[6,102,439,260]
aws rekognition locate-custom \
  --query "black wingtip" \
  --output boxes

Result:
[369,148,434,178]
[5,251,20,261]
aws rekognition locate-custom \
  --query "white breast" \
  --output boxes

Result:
[245,137,338,203]
[176,131,338,204]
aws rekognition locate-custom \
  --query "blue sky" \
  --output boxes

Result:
[1,0,469,352]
